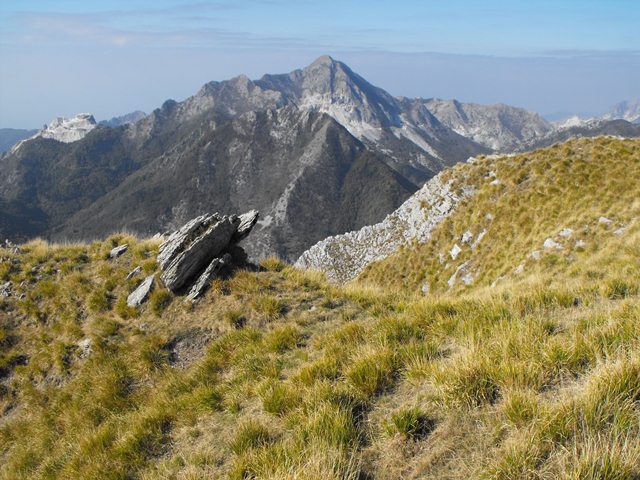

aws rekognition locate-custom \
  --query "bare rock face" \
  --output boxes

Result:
[295,172,472,283]
[158,211,259,297]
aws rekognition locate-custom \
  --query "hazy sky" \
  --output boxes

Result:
[1,0,639,128]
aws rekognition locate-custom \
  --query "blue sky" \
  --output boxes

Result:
[1,0,638,128]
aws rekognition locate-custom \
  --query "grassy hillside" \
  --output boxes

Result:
[1,137,640,479]
[361,137,640,296]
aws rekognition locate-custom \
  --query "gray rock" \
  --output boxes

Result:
[187,253,231,301]
[161,216,239,292]
[0,281,11,297]
[78,338,92,358]
[126,266,142,280]
[599,216,613,225]
[232,210,260,243]
[450,243,462,260]
[109,244,129,258]
[295,173,473,283]
[127,275,154,307]
[559,228,573,238]
[543,238,562,250]
[157,213,219,270]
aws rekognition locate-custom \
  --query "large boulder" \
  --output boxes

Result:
[158,210,259,295]
[157,213,219,270]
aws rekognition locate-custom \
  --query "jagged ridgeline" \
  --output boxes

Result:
[2,56,639,263]
[1,137,640,479]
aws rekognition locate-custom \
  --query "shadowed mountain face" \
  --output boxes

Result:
[1,56,638,260]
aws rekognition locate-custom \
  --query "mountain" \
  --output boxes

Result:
[99,110,147,127]
[1,56,639,260]
[2,136,640,479]
[603,98,640,124]
[0,128,38,153]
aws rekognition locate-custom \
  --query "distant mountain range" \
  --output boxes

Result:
[1,56,638,260]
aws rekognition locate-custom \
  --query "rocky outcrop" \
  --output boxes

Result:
[158,211,259,297]
[295,172,473,283]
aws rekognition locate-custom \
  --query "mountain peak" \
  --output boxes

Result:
[308,55,337,67]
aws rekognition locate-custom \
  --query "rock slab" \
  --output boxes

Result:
[127,275,154,307]
[158,210,259,295]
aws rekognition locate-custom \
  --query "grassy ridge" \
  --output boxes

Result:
[361,137,640,295]
[1,137,639,478]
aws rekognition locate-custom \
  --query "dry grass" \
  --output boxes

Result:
[1,138,639,479]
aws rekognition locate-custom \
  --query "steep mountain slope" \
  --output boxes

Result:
[2,139,640,478]
[57,107,415,260]
[0,128,37,153]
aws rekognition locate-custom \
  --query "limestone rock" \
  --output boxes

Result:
[559,228,573,238]
[461,231,473,244]
[161,216,239,292]
[450,243,462,260]
[109,244,128,258]
[126,266,142,280]
[0,281,11,297]
[295,173,473,283]
[187,254,232,301]
[157,213,220,270]
[78,338,92,358]
[543,238,561,250]
[232,210,259,243]
[127,275,154,307]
